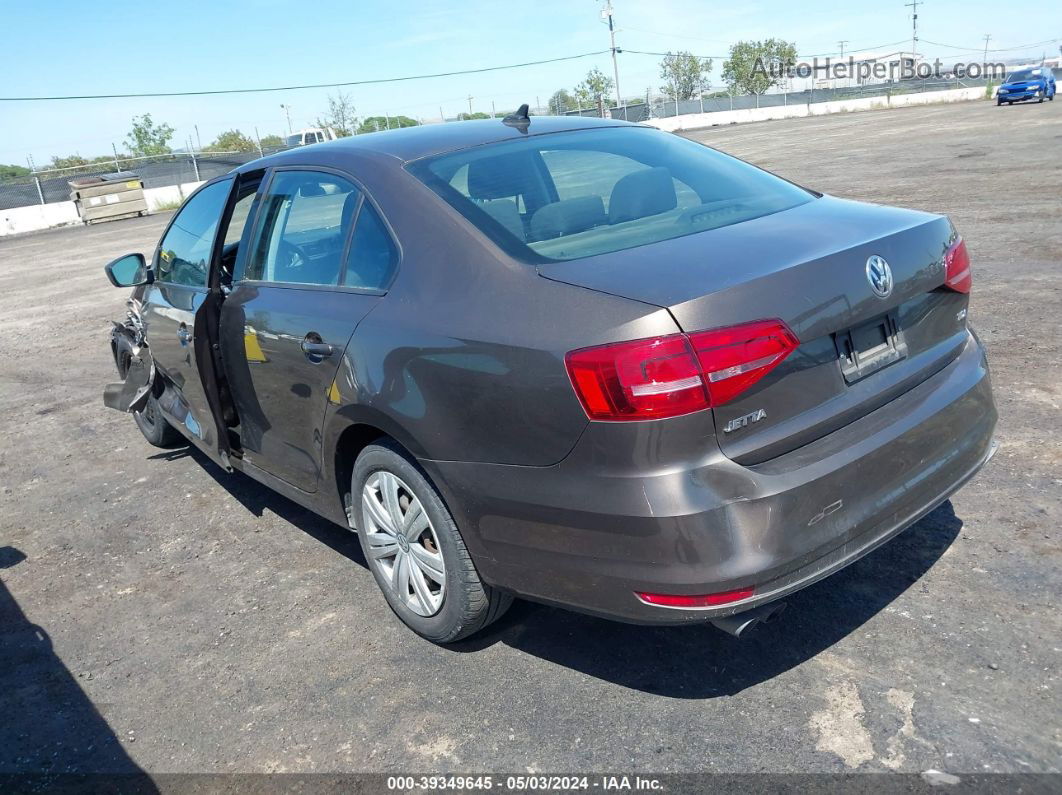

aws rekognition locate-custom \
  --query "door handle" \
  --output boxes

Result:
[301,333,334,360]
[177,325,192,346]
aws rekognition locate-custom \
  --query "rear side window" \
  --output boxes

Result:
[343,202,397,290]
[408,126,813,263]
[156,178,232,287]
[244,171,360,286]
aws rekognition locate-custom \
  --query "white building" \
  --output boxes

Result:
[772,50,923,93]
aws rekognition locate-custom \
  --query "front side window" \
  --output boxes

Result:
[408,127,814,263]
[155,179,232,287]
[244,171,360,286]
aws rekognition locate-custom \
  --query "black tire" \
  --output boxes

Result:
[352,440,512,643]
[996,98,1002,106]
[133,392,182,447]
[114,335,182,448]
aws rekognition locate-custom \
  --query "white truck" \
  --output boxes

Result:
[284,128,338,146]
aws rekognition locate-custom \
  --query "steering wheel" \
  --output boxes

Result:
[276,239,309,279]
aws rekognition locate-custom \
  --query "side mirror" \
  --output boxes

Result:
[104,253,152,287]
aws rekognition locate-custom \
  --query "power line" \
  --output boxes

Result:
[920,36,1060,52]
[0,50,611,102]
[622,38,913,61]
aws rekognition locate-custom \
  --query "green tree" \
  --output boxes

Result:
[315,91,358,137]
[260,134,284,148]
[125,113,174,157]
[49,153,121,174]
[0,163,31,182]
[548,89,576,114]
[659,51,713,100]
[457,111,491,120]
[573,67,614,109]
[51,154,90,169]
[356,115,418,134]
[208,129,257,152]
[722,39,798,95]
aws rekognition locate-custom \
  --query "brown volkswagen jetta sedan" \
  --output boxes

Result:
[103,113,997,642]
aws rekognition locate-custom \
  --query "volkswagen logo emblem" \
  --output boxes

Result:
[866,255,893,298]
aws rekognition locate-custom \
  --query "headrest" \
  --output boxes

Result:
[480,199,525,241]
[298,181,326,197]
[467,153,533,200]
[531,196,607,240]
[607,166,677,225]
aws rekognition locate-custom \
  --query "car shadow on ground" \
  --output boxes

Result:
[450,501,964,698]
[170,443,961,699]
[0,547,157,789]
[160,446,367,569]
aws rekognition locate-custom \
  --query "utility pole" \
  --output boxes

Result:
[111,143,121,172]
[838,40,848,58]
[904,0,921,61]
[280,104,293,135]
[194,124,202,152]
[467,95,474,116]
[981,35,991,65]
[601,1,623,108]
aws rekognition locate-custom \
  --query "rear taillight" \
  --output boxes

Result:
[943,237,972,293]
[565,319,798,421]
[688,319,800,407]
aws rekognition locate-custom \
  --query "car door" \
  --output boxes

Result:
[141,177,235,466]
[220,168,398,492]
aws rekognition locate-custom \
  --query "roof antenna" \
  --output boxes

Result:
[502,103,531,132]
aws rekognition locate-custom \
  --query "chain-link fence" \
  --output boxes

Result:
[564,74,1016,122]
[3,68,1053,213]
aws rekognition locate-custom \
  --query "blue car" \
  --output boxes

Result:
[997,67,1056,105]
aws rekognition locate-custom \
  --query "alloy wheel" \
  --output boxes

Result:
[361,470,446,616]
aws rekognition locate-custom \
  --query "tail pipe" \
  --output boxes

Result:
[710,601,787,638]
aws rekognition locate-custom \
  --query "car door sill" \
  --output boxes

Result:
[233,457,350,530]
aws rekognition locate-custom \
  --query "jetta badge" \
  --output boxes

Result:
[723,408,767,433]
[866,255,893,298]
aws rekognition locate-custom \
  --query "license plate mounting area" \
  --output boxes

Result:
[835,312,907,384]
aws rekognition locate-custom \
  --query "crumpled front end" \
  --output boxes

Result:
[103,298,155,414]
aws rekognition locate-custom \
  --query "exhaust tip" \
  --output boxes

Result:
[710,601,787,638]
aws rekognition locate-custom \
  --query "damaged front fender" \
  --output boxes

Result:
[103,303,155,414]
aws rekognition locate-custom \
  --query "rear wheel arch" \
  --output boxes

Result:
[334,423,393,524]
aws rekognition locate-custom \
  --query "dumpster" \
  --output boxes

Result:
[69,173,147,224]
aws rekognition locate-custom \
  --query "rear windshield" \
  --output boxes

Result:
[1006,70,1041,82]
[407,126,814,262]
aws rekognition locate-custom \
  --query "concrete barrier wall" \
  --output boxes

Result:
[144,181,205,212]
[0,202,81,237]
[644,86,987,132]
[0,180,206,237]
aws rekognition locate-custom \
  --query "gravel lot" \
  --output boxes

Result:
[1,99,1059,779]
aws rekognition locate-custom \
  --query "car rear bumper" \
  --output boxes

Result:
[426,330,997,625]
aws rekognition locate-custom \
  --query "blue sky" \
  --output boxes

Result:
[2,0,1059,166]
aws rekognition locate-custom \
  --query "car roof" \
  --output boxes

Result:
[239,115,639,172]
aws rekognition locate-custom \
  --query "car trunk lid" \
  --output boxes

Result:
[539,195,970,463]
